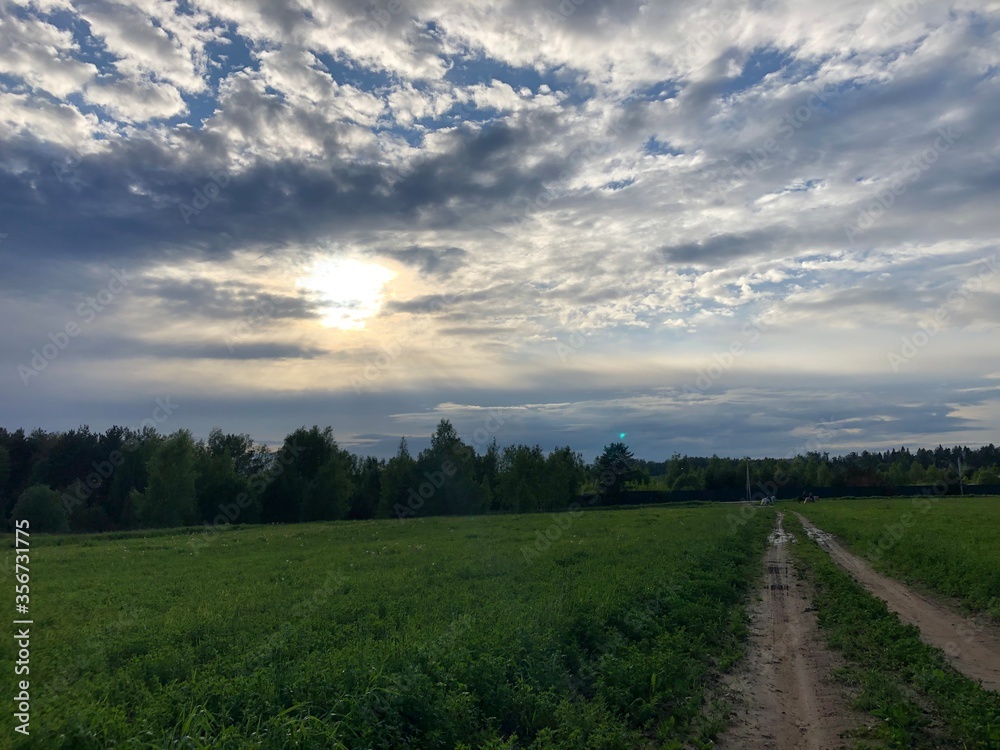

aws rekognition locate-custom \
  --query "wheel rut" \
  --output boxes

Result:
[716,513,859,749]
[795,512,1000,692]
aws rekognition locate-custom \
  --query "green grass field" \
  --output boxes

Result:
[0,505,772,749]
[785,513,1000,748]
[795,496,1000,619]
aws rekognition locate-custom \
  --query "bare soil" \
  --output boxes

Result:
[715,513,861,749]
[795,512,1000,692]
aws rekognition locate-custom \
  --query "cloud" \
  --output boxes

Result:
[85,338,327,361]
[1,0,999,458]
[376,245,469,277]
[84,76,188,121]
[0,92,107,147]
[76,0,220,93]
[137,278,320,321]
[659,232,779,266]
[0,9,97,97]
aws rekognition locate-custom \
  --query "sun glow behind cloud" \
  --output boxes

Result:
[296,258,396,330]
[1,0,998,458]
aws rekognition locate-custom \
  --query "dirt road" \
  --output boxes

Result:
[716,513,859,749]
[795,512,1000,692]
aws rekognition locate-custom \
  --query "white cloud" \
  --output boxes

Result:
[84,76,187,121]
[0,91,109,147]
[2,0,1000,455]
[0,9,97,97]
[77,0,220,93]
[257,47,385,127]
[386,82,455,126]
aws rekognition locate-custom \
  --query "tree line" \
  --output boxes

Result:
[634,445,1000,492]
[0,421,605,532]
[1,421,997,532]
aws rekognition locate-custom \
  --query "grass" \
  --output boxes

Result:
[784,512,1000,749]
[0,505,773,749]
[794,496,1000,618]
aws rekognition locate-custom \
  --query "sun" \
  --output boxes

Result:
[296,257,396,330]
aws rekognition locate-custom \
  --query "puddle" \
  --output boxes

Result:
[768,529,796,545]
[803,526,832,544]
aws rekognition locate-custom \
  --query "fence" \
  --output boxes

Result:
[576,484,1000,507]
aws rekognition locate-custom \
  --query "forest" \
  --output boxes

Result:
[1,421,998,532]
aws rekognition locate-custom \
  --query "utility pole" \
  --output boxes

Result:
[746,459,751,503]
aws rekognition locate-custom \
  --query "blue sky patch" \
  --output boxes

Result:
[643,137,683,156]
[719,47,795,97]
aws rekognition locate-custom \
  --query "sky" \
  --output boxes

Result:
[1,0,998,461]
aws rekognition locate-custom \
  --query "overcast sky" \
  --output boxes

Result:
[1,0,998,460]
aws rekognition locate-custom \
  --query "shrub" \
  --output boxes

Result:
[11,483,70,532]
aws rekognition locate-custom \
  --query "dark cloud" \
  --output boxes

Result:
[659,231,776,265]
[382,286,504,314]
[437,325,521,336]
[382,294,459,314]
[138,278,320,321]
[0,112,567,290]
[146,341,327,360]
[375,245,469,277]
[73,336,328,361]
[2,1,999,457]
[3,373,996,461]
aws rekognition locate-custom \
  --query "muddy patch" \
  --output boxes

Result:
[715,513,861,749]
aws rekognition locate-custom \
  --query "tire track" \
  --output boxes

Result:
[796,512,1000,692]
[716,513,859,749]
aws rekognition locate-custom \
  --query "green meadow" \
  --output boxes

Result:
[785,512,1000,749]
[1,505,772,749]
[796,496,1000,618]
